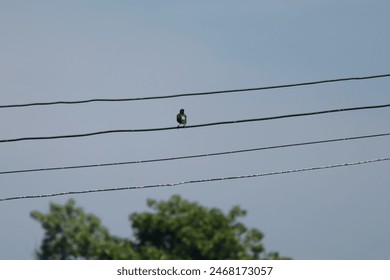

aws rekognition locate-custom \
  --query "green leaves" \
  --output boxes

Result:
[31,199,137,259]
[31,195,289,259]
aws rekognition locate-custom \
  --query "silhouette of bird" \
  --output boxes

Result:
[177,109,187,127]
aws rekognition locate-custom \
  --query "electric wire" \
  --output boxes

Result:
[1,103,389,143]
[1,131,389,175]
[1,157,388,202]
[1,74,390,109]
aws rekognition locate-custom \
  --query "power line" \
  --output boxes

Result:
[1,103,389,143]
[1,157,388,202]
[1,74,390,109]
[1,131,389,175]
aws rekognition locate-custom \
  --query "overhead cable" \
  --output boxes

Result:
[1,74,390,109]
[0,157,388,202]
[1,131,389,175]
[1,103,389,143]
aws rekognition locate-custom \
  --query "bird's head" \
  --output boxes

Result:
[180,109,185,114]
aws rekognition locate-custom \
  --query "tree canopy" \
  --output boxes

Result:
[31,195,289,260]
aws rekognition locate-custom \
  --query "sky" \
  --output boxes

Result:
[0,0,389,260]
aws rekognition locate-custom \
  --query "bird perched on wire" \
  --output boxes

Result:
[176,109,187,128]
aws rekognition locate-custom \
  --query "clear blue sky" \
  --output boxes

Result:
[0,1,389,259]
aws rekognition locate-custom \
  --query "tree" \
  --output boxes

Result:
[30,199,137,259]
[31,195,289,260]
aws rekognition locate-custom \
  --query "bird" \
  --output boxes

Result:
[176,109,187,128]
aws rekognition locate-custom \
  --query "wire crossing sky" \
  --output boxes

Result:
[1,157,388,202]
[0,131,389,175]
[1,0,390,260]
[0,73,389,109]
[0,103,389,143]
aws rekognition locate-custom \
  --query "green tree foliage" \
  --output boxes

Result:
[31,195,289,260]
[30,199,137,259]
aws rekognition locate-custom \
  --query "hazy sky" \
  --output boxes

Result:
[0,1,389,259]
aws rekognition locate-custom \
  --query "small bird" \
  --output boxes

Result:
[176,109,187,128]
